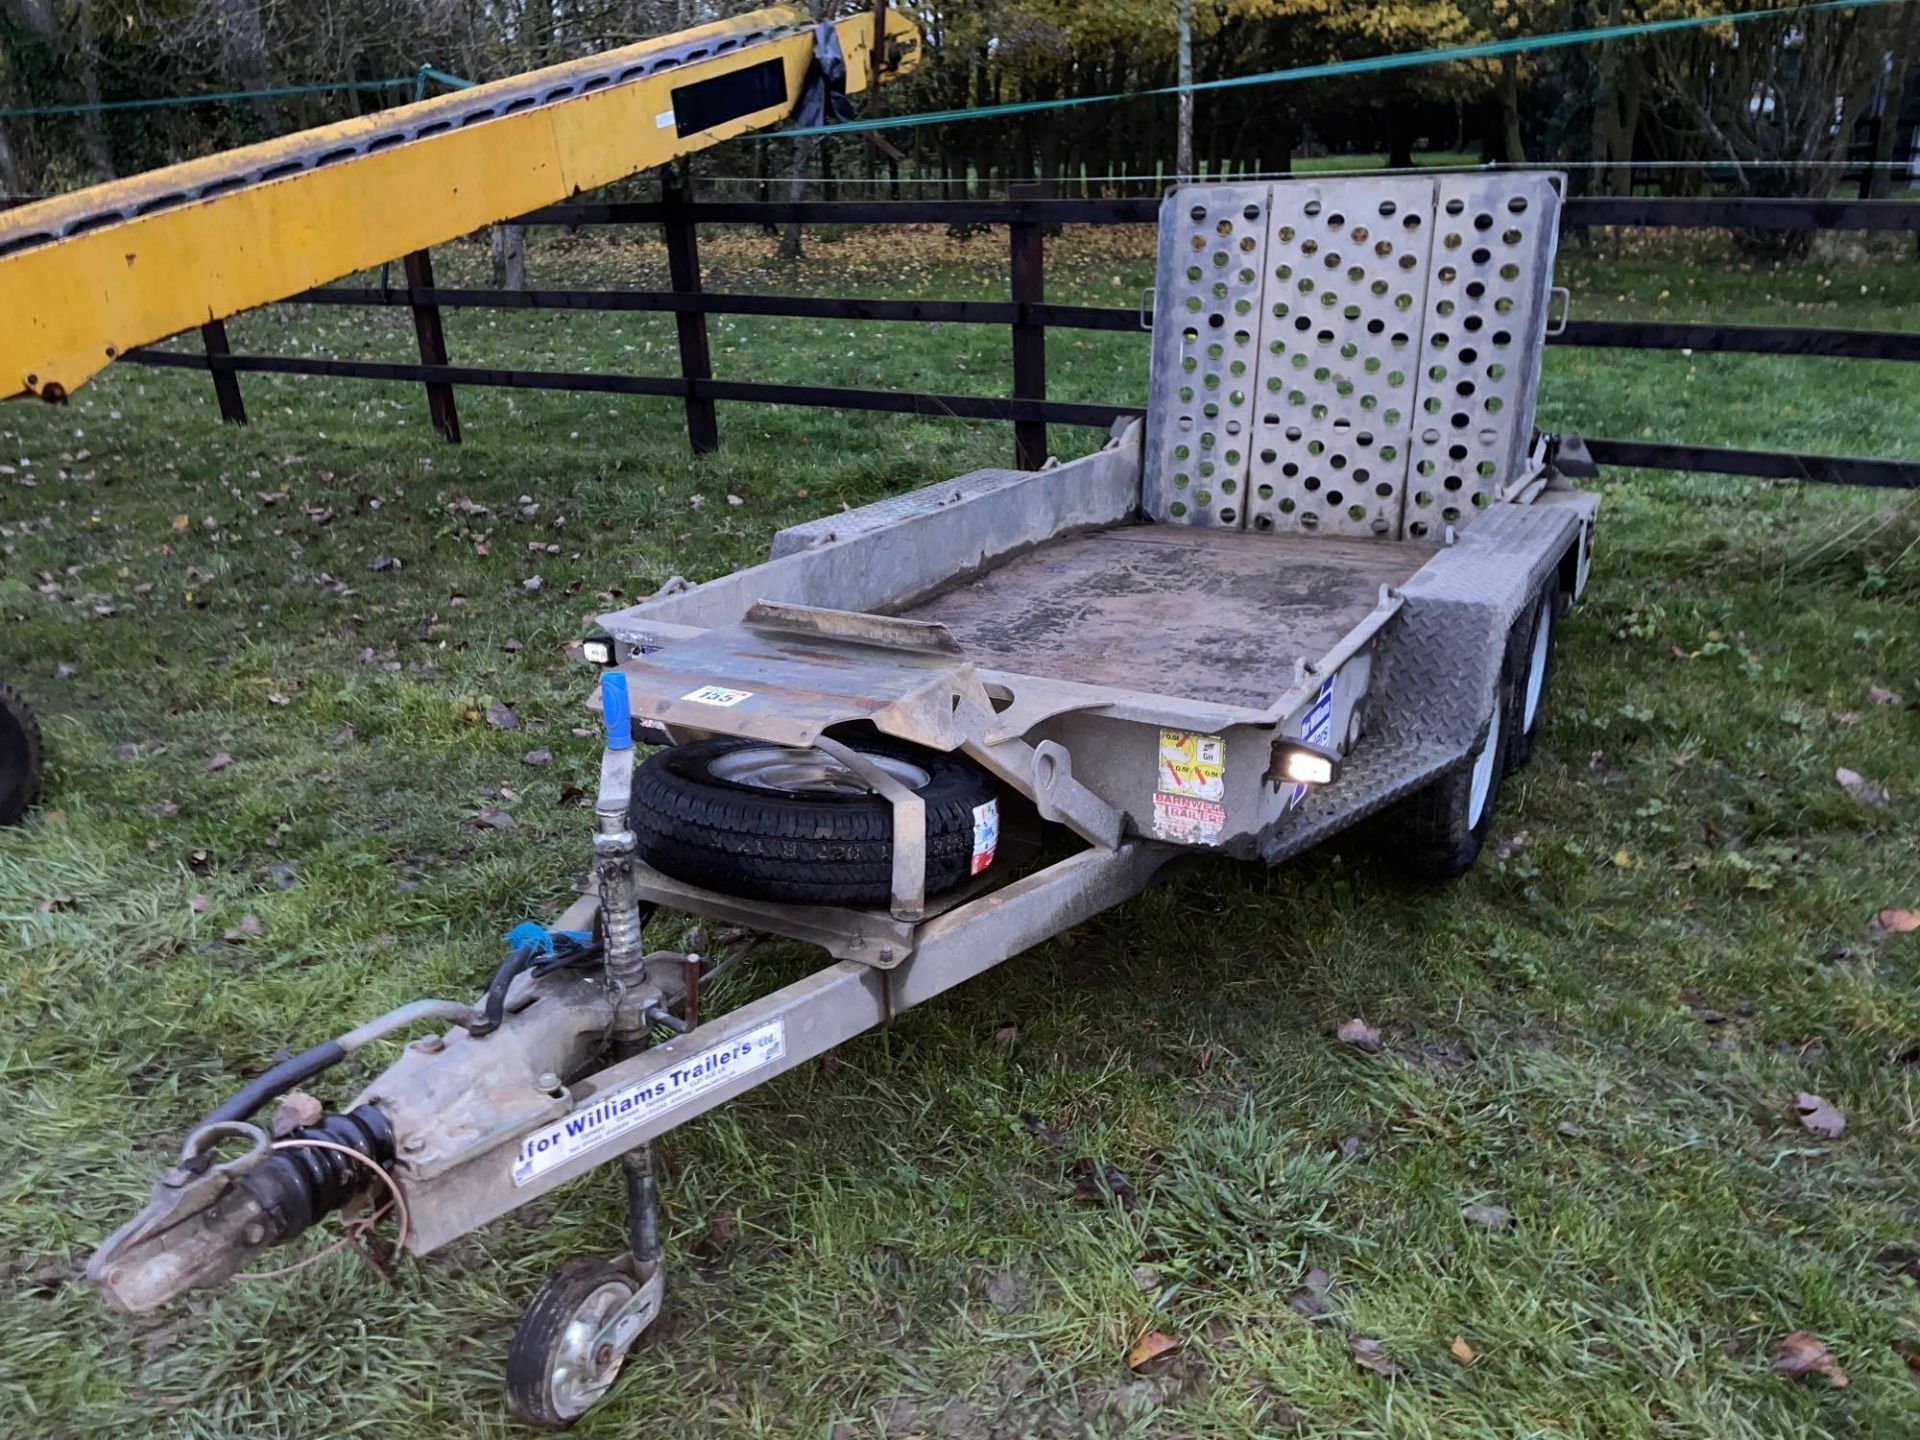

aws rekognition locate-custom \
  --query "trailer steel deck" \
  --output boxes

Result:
[897,527,1432,710]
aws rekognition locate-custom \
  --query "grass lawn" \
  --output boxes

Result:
[1,222,1917,1439]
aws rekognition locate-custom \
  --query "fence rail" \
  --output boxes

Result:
[118,190,1920,488]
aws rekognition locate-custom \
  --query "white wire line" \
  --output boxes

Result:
[695,159,1920,185]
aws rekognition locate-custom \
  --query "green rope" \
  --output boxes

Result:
[777,0,1911,139]
[416,66,478,94]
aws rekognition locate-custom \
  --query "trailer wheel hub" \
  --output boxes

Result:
[707,744,930,796]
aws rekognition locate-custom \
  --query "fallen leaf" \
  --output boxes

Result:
[693,1206,736,1261]
[1126,1330,1180,1371]
[1867,684,1903,707]
[1873,1245,1920,1281]
[1873,907,1919,935]
[1348,1333,1405,1378]
[1336,1017,1382,1053]
[1461,1202,1514,1231]
[37,893,78,913]
[485,699,521,731]
[1771,1331,1847,1387]
[139,800,179,819]
[1792,1092,1846,1139]
[188,894,210,912]
[992,1018,1019,1047]
[1835,768,1890,807]
[1556,1119,1588,1138]
[1019,1112,1073,1153]
[369,554,401,572]
[171,513,189,531]
[1287,1267,1336,1320]
[473,804,516,830]
[522,575,544,591]
[1067,1157,1137,1210]
[522,747,553,767]
[206,751,233,772]
[1131,1264,1164,1293]
[1336,1134,1365,1160]
[267,692,290,707]
[269,1089,324,1138]
[1449,1336,1478,1365]
[223,913,263,942]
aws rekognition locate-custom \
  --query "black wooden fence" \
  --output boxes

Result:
[120,188,1920,488]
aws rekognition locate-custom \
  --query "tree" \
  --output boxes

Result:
[1641,3,1898,247]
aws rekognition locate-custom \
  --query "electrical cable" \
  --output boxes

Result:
[232,1138,412,1282]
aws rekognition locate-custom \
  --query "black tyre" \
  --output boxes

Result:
[505,1257,642,1430]
[0,682,45,827]
[630,733,1000,906]
[1501,571,1561,774]
[1376,701,1508,881]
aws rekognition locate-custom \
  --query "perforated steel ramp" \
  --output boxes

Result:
[1143,174,1562,540]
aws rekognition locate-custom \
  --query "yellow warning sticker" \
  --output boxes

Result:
[1158,729,1225,802]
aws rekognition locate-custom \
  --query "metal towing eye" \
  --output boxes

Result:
[87,999,474,1313]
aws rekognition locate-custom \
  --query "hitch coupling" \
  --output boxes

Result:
[89,1106,394,1313]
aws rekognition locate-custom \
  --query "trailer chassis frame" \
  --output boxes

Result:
[392,838,1178,1252]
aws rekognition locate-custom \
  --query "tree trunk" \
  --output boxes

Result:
[1271,106,1298,175]
[756,137,778,234]
[1592,0,1622,189]
[216,0,281,138]
[1176,0,1194,180]
[75,0,115,180]
[0,124,21,196]
[1867,2,1918,197]
[778,135,817,260]
[1615,60,1643,196]
[1500,54,1527,163]
[1387,96,1415,170]
[490,224,526,289]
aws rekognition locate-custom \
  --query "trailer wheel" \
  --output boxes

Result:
[0,682,45,828]
[1501,572,1561,774]
[1378,700,1508,881]
[630,734,1000,906]
[505,1257,645,1430]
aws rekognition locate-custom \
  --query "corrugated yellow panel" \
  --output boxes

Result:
[0,5,917,400]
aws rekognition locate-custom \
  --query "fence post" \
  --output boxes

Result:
[662,175,720,455]
[199,319,247,425]
[1009,182,1049,470]
[401,248,462,442]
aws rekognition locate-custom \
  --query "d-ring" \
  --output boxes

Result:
[180,1120,270,1171]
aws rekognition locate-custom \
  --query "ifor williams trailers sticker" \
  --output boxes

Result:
[512,1021,786,1186]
